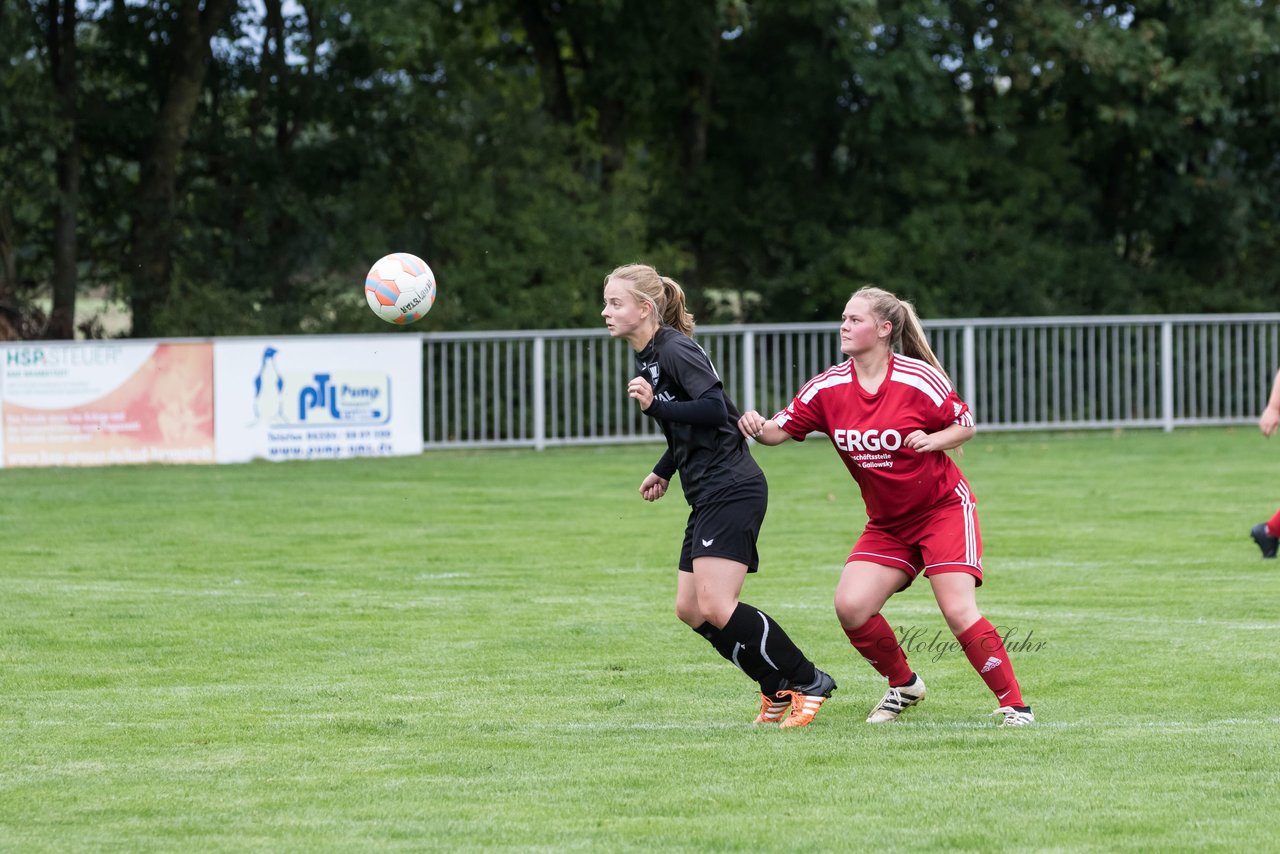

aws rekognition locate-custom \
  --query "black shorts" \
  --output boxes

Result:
[678,475,768,573]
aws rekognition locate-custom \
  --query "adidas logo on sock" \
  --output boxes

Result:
[980,656,1003,673]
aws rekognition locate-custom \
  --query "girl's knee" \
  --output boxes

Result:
[942,605,981,635]
[678,595,738,629]
[675,600,704,628]
[834,593,876,629]
[697,598,738,629]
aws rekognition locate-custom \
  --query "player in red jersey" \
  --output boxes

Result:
[1250,365,1280,558]
[738,286,1034,726]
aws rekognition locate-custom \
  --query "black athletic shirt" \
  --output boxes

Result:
[635,325,763,505]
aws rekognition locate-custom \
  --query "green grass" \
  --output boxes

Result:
[2,428,1279,851]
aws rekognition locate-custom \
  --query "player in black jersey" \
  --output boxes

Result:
[601,263,836,727]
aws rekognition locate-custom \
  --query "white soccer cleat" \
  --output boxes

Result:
[866,674,927,723]
[992,705,1035,727]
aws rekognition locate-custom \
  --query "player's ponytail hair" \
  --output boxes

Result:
[606,263,696,337]
[852,286,951,383]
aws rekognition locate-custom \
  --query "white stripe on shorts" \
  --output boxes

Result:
[953,481,977,566]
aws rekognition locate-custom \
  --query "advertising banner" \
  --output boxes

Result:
[1,341,215,468]
[214,337,422,463]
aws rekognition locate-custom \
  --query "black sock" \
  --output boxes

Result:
[692,621,732,658]
[693,621,788,697]
[718,602,815,688]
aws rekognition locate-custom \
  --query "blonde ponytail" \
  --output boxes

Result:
[657,276,695,337]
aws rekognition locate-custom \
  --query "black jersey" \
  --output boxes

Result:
[635,325,763,505]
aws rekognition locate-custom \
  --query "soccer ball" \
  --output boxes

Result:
[364,252,437,325]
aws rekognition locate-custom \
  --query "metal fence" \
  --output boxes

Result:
[420,313,1280,450]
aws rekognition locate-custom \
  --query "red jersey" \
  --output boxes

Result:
[774,353,976,525]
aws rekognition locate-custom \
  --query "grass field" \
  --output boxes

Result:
[2,428,1279,851]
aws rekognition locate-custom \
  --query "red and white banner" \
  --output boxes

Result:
[0,342,215,468]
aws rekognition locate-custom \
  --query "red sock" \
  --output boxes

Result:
[1268,509,1280,537]
[843,614,914,686]
[957,617,1024,706]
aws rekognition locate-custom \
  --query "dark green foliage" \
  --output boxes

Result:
[2,0,1278,338]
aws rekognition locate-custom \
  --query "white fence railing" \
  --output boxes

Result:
[420,314,1280,450]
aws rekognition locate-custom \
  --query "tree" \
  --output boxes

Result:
[43,0,79,339]
[0,2,62,339]
[126,0,235,338]
[5,0,1279,340]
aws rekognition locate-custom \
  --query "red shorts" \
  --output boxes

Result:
[848,482,983,588]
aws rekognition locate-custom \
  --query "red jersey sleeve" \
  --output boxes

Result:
[772,363,853,440]
[939,389,974,430]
